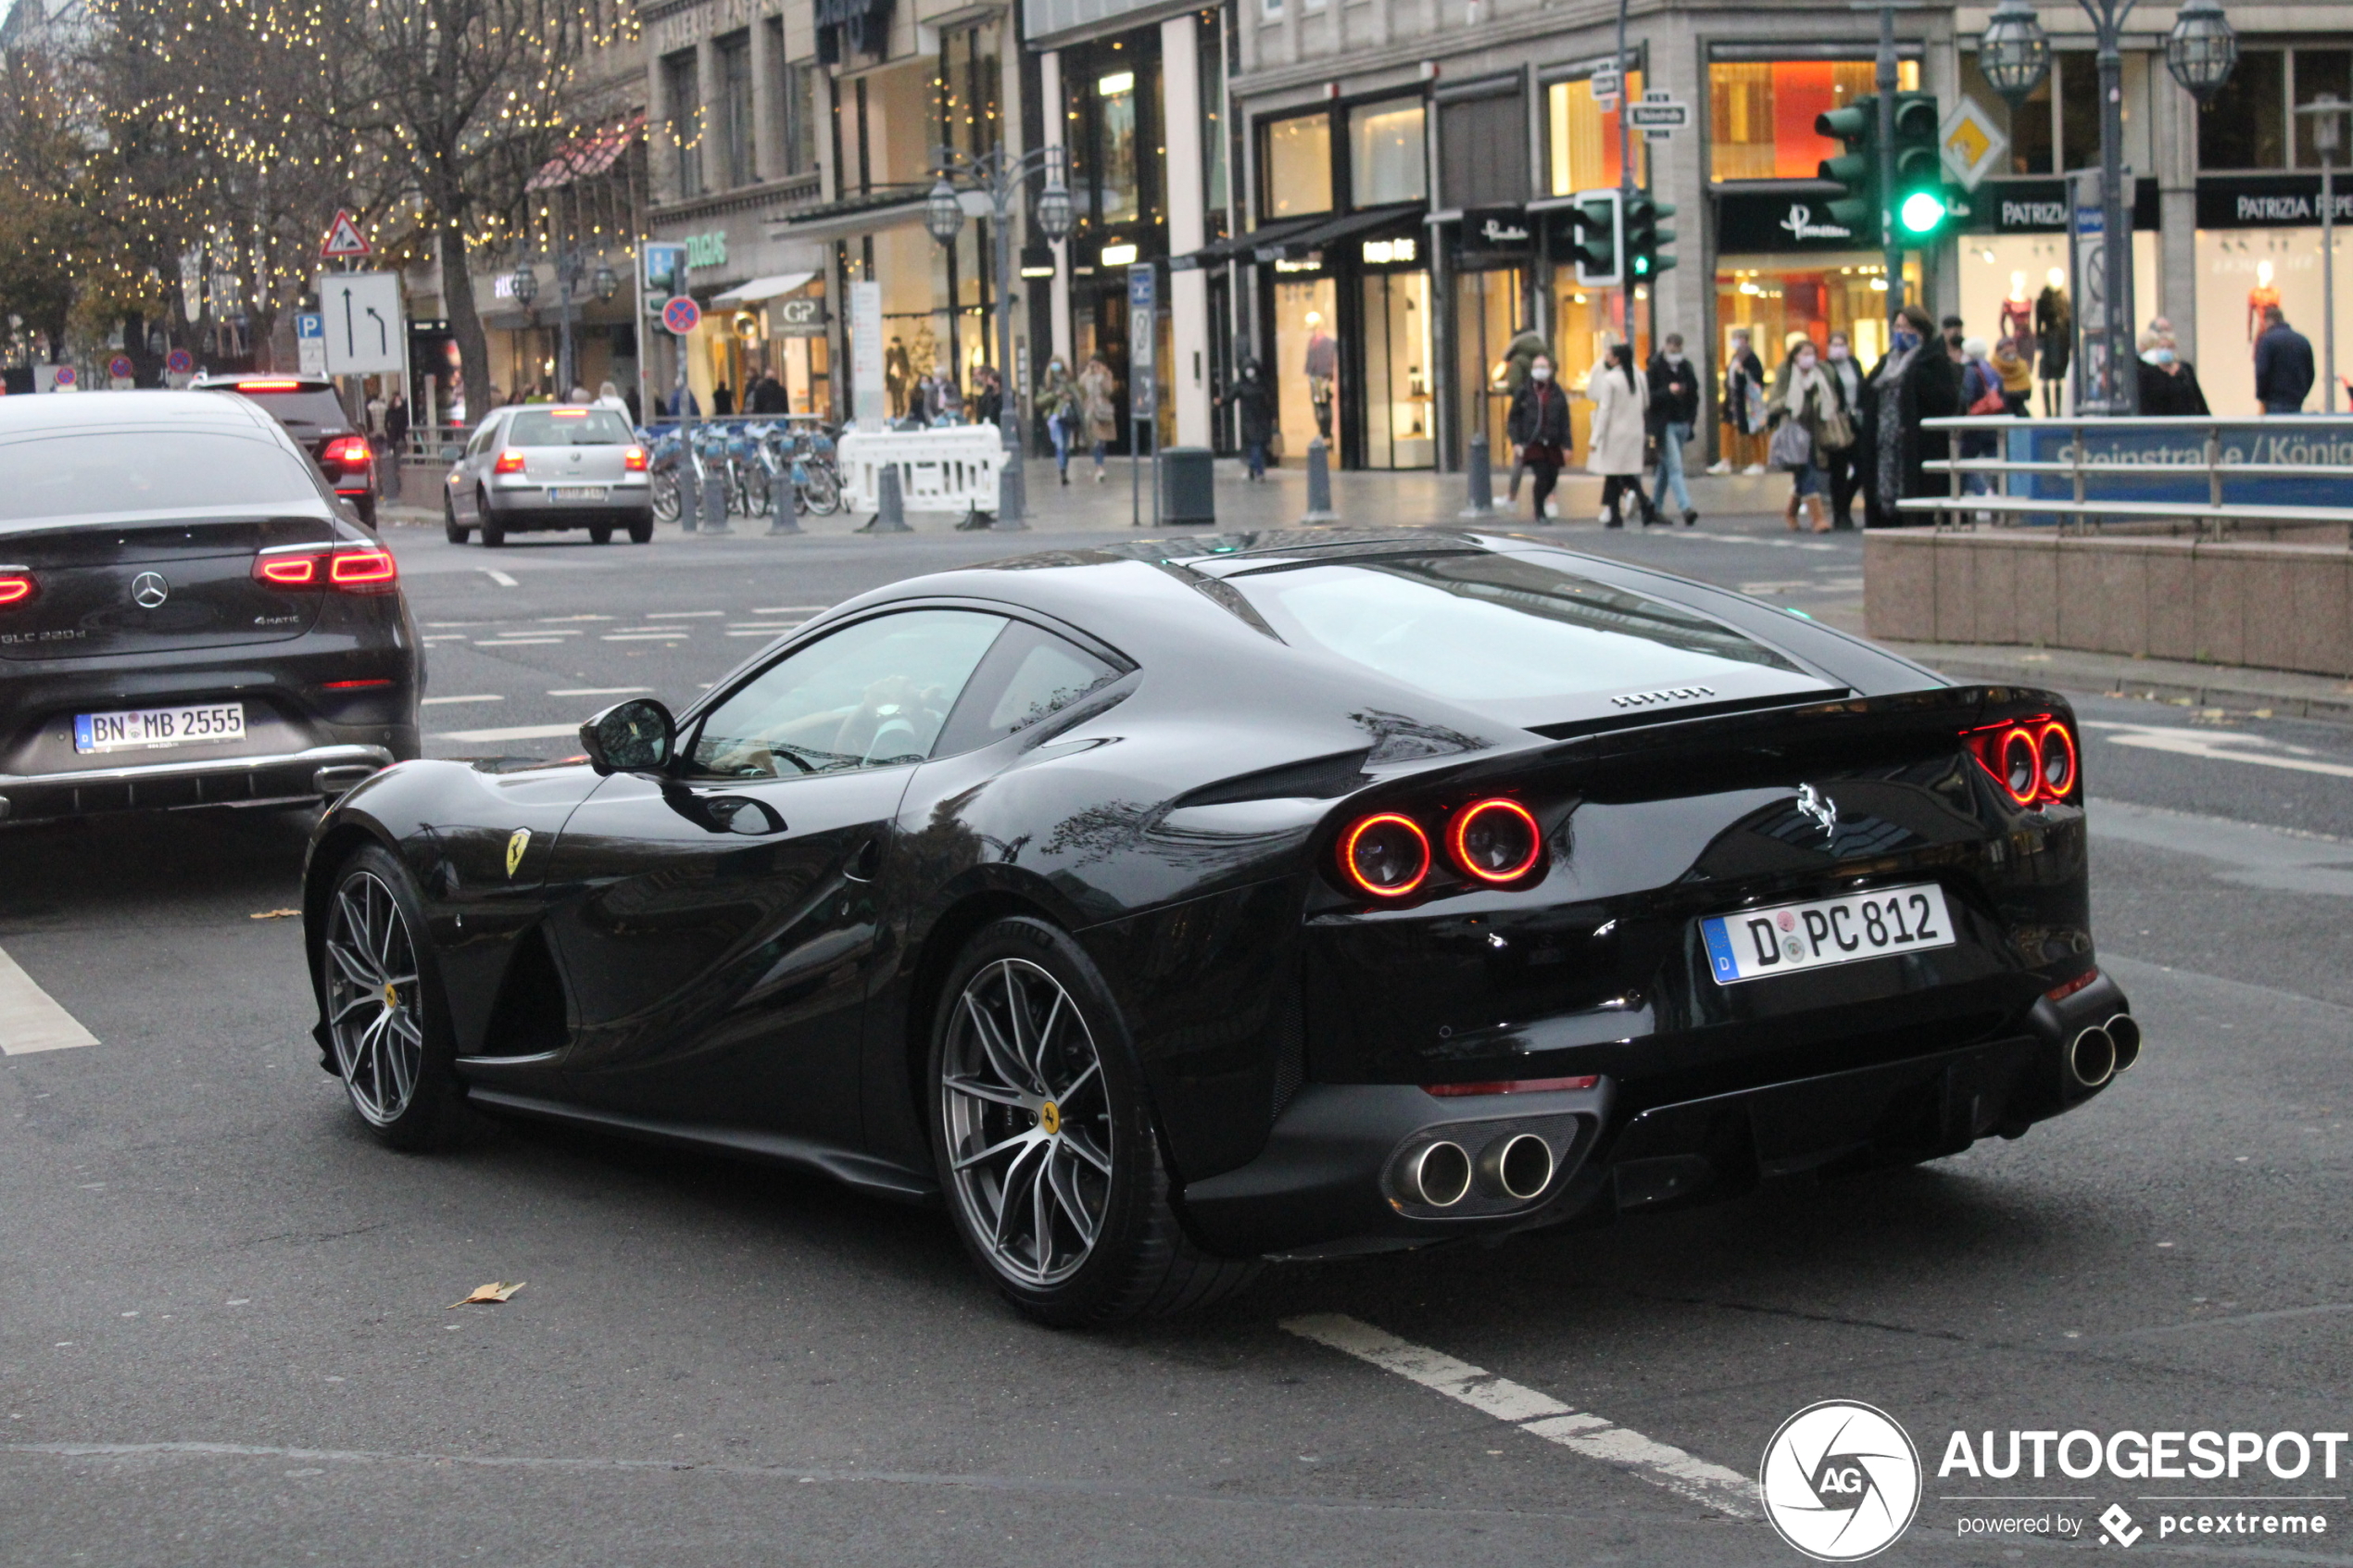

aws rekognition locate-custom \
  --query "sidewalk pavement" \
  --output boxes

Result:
[1886,640,2353,724]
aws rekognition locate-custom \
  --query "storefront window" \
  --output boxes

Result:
[1351,100,1427,207]
[2294,50,2352,169]
[1706,60,1917,182]
[1099,67,1140,225]
[1714,257,1922,377]
[2201,50,2286,169]
[941,24,1003,161]
[1361,270,1434,468]
[865,59,937,187]
[1200,17,1228,217]
[1453,268,1523,458]
[1547,73,1644,194]
[1264,113,1333,218]
[2196,228,2350,416]
[662,50,701,197]
[1272,274,1338,455]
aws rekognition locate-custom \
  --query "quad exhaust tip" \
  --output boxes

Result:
[1405,1141,1473,1208]
[1478,1133,1556,1202]
[2106,1012,2142,1073]
[2069,1024,2118,1089]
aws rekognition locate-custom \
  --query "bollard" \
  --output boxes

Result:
[701,460,732,533]
[767,462,803,535]
[1302,437,1338,523]
[679,458,699,533]
[1460,431,1495,517]
[859,463,912,533]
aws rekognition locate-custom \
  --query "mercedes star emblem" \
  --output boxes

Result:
[131,571,170,608]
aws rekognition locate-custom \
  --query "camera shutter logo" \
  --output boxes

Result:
[1758,1400,1921,1561]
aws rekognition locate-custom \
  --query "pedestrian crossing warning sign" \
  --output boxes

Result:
[321,209,371,258]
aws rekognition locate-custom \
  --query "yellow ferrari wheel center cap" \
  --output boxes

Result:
[1038,1100,1062,1135]
[382,982,398,1010]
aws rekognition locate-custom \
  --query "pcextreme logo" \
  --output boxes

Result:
[1759,1400,1924,1561]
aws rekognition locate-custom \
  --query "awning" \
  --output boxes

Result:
[1170,216,1321,271]
[712,271,817,306]
[768,187,929,245]
[526,114,644,192]
[1255,204,1425,262]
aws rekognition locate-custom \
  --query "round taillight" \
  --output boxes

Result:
[2038,721,2078,799]
[1448,798,1542,884]
[1340,813,1430,899]
[1998,727,2039,805]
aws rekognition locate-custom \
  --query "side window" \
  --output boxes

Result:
[687,609,1006,779]
[935,621,1125,756]
[467,416,498,458]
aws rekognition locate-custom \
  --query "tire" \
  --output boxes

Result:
[318,844,466,1151]
[651,471,681,524]
[800,464,841,516]
[478,494,505,548]
[929,917,1259,1327]
[588,523,613,545]
[443,495,470,546]
[354,495,378,531]
[626,511,654,545]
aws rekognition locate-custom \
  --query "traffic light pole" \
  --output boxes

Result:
[2091,0,2138,414]
[1615,0,1634,345]
[1874,3,1902,309]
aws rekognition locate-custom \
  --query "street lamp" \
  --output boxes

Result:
[2296,92,2347,411]
[593,262,619,304]
[1978,0,2052,106]
[921,145,1076,530]
[2165,0,2240,103]
[509,260,539,308]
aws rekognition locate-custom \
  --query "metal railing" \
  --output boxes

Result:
[1904,415,2353,535]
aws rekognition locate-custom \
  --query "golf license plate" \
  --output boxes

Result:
[74,702,245,755]
[1701,883,1955,985]
[549,485,607,502]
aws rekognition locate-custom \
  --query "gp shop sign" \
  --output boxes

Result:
[771,295,828,336]
[2197,173,2353,229]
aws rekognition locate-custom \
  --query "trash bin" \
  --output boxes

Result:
[1160,445,1215,526]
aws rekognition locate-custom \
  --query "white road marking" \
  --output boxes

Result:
[472,637,568,646]
[482,569,520,587]
[644,610,724,619]
[1281,1314,1757,1519]
[601,632,690,641]
[2083,721,2353,781]
[536,614,612,622]
[548,686,650,697]
[727,629,791,637]
[420,695,503,706]
[2089,798,2353,897]
[751,605,831,614]
[435,722,584,743]
[0,946,98,1054]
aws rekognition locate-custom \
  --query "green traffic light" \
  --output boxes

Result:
[1897,190,1948,234]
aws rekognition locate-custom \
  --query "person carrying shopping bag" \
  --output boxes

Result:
[1038,358,1079,483]
[1767,340,1850,533]
[1078,357,1119,482]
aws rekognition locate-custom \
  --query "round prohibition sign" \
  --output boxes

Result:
[661,295,702,336]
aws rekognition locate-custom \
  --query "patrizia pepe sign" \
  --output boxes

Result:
[2196,174,2353,229]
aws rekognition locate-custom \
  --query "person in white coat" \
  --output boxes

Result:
[1585,342,1658,527]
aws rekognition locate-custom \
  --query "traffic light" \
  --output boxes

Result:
[1814,95,1881,240]
[1624,193,1677,280]
[1567,189,1623,287]
[1890,91,1953,240]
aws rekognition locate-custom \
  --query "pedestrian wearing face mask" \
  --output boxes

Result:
[1865,304,1959,527]
[1644,333,1700,525]
[2137,331,2209,417]
[1767,339,1848,533]
[1504,353,1572,521]
[1038,357,1078,483]
[1820,332,1864,529]
[1716,329,1768,474]
[1585,342,1659,527]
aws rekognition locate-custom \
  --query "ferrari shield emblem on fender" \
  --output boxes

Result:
[505,828,531,878]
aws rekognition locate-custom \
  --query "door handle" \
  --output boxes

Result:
[844,837,882,882]
[698,794,787,835]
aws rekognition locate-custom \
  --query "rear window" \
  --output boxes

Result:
[1226,552,1815,726]
[0,432,322,521]
[507,409,634,445]
[221,386,349,431]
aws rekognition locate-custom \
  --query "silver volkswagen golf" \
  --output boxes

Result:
[444,406,654,546]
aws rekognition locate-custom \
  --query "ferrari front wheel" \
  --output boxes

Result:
[320,846,465,1150]
[929,917,1257,1326]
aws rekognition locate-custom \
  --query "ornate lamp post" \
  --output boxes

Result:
[921,144,1076,529]
[2296,93,2347,411]
[1978,0,2236,415]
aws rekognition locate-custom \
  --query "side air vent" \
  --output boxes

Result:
[481,925,570,1057]
[1176,749,1372,809]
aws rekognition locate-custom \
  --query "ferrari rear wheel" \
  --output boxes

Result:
[930,918,1258,1326]
[321,846,464,1150]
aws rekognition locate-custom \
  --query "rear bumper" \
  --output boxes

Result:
[0,741,399,824]
[1180,972,2133,1258]
[484,483,652,522]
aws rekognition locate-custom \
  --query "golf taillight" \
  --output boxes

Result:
[1447,798,1543,884]
[1964,717,2078,806]
[623,445,648,471]
[253,545,399,594]
[494,448,526,474]
[322,435,372,467]
[1339,812,1431,898]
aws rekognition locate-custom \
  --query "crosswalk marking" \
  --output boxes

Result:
[0,946,98,1054]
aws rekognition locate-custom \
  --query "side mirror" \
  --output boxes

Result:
[579,697,675,775]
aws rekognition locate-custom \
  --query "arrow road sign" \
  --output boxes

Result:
[315,272,404,375]
[320,209,371,258]
[661,295,702,336]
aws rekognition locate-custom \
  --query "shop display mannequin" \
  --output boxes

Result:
[2000,271,2035,363]
[1303,311,1338,441]
[2034,268,2071,417]
[2247,259,2281,343]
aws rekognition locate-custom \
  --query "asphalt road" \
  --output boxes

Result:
[5,508,2351,1566]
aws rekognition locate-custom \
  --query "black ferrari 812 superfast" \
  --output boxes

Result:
[303,530,2133,1324]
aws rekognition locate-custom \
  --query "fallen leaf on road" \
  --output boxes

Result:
[449,1282,524,1308]
[249,909,301,920]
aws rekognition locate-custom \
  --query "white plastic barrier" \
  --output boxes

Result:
[836,425,1005,518]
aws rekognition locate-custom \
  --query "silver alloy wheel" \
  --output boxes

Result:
[940,958,1114,1288]
[322,871,425,1126]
